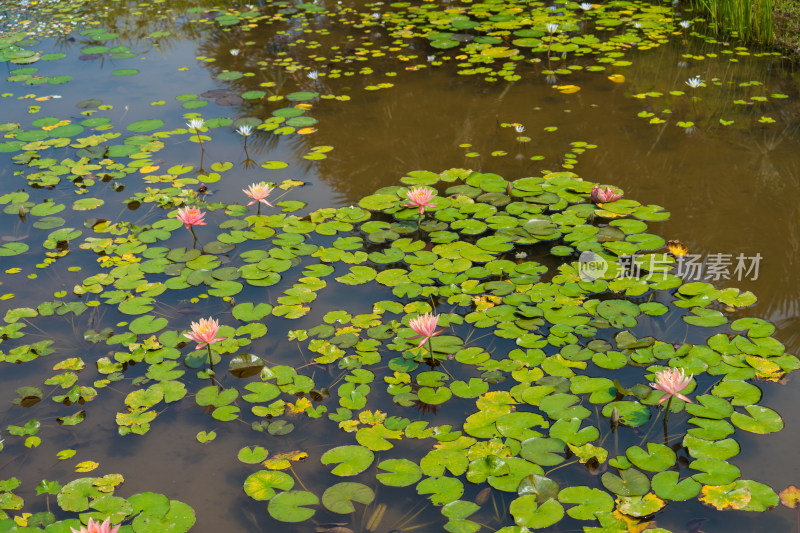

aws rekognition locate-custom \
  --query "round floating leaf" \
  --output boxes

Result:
[699,483,751,510]
[518,474,559,503]
[509,495,564,529]
[520,438,566,467]
[711,380,761,406]
[730,405,783,434]
[113,68,139,76]
[268,490,318,522]
[49,124,84,137]
[731,480,778,512]
[376,459,422,487]
[238,446,269,464]
[129,315,168,335]
[558,486,614,520]
[690,458,741,485]
[616,493,665,517]
[683,307,727,327]
[601,401,649,427]
[228,354,265,378]
[416,476,464,506]
[625,443,676,472]
[0,242,28,256]
[286,91,318,101]
[682,435,740,460]
[118,297,154,315]
[601,468,650,496]
[322,482,375,513]
[57,478,104,511]
[287,116,318,127]
[244,471,294,501]
[651,471,701,501]
[321,445,374,476]
[781,485,800,508]
[127,119,164,132]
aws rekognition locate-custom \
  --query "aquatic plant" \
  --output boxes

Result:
[690,0,774,43]
[243,182,275,214]
[70,517,120,533]
[591,185,622,204]
[176,206,207,247]
[650,367,694,404]
[1,164,794,530]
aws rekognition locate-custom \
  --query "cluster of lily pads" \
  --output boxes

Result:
[0,165,796,531]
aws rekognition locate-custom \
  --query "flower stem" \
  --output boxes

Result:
[190,226,198,248]
[663,396,673,445]
[427,337,434,365]
[207,345,214,372]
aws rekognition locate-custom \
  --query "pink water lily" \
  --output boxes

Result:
[243,182,275,207]
[405,187,436,215]
[591,185,622,204]
[409,312,444,349]
[650,367,693,404]
[176,206,207,229]
[70,517,120,533]
[185,317,227,350]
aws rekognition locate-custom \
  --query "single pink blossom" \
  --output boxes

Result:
[650,367,693,404]
[184,317,227,350]
[591,185,622,204]
[176,206,207,229]
[243,182,275,207]
[70,517,121,533]
[409,312,444,349]
[405,187,436,215]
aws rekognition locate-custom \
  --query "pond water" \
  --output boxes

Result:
[1,0,800,531]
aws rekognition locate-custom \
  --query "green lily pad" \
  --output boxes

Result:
[243,470,294,501]
[377,459,422,487]
[601,468,650,496]
[267,490,318,522]
[321,445,374,476]
[509,495,564,529]
[651,471,702,501]
[321,482,375,513]
[558,486,614,519]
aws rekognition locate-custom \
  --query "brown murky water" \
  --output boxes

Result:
[1,1,800,531]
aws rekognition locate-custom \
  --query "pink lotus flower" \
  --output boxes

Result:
[409,312,444,349]
[184,317,227,350]
[243,182,275,207]
[591,186,622,204]
[650,367,693,404]
[176,206,207,229]
[70,517,120,533]
[405,187,436,215]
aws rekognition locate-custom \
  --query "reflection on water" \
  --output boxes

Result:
[1,0,800,530]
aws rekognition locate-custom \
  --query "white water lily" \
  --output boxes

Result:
[685,76,702,88]
[679,20,691,28]
[236,125,253,137]
[546,22,559,34]
[514,124,525,133]
[580,2,593,10]
[186,118,205,131]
